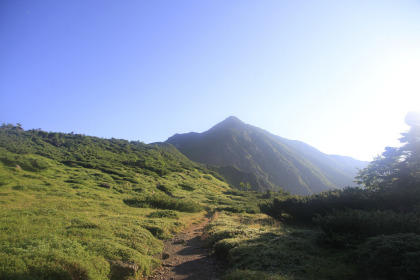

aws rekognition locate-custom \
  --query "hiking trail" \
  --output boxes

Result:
[146,215,221,280]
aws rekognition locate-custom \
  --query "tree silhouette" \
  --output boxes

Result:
[357,112,420,190]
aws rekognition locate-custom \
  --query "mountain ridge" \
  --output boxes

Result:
[166,116,368,195]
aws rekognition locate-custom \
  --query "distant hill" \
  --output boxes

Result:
[166,116,368,195]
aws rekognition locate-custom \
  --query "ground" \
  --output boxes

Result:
[146,216,221,280]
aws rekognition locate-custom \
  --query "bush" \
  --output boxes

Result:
[179,183,196,191]
[354,233,420,280]
[314,209,420,246]
[147,210,179,219]
[1,154,50,172]
[262,186,420,224]
[156,184,174,195]
[124,195,204,213]
[223,269,286,280]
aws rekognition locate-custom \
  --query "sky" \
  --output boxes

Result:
[1,0,420,161]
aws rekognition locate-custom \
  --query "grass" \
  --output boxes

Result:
[206,212,358,280]
[0,143,233,279]
[0,126,365,280]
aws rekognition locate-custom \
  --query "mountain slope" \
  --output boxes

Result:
[0,124,242,279]
[166,116,368,195]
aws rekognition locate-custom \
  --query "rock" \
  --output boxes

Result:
[109,260,138,279]
[162,252,170,260]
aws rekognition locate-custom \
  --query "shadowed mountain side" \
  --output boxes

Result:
[276,138,368,188]
[166,116,368,195]
[208,165,277,192]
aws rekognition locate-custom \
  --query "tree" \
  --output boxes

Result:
[356,112,420,190]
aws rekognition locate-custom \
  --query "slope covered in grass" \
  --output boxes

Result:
[206,212,357,280]
[0,125,242,279]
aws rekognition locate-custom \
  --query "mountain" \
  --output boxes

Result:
[166,116,369,195]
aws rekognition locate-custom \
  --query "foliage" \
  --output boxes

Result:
[262,185,420,223]
[356,111,420,190]
[222,270,288,280]
[0,124,206,178]
[354,233,420,280]
[206,212,357,280]
[0,125,233,279]
[208,189,279,214]
[147,210,179,219]
[124,195,204,213]
[258,113,420,279]
[314,209,420,246]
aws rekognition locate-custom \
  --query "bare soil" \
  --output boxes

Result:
[145,216,221,280]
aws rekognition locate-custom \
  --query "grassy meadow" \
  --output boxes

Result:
[0,126,259,279]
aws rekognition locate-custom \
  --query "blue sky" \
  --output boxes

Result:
[1,0,420,161]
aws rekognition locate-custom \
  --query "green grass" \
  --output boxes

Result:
[0,126,366,280]
[206,212,358,280]
[0,156,234,279]
[0,127,240,279]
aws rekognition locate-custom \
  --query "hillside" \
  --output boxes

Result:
[166,116,368,195]
[0,124,268,279]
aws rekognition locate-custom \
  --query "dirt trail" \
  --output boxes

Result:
[146,215,221,280]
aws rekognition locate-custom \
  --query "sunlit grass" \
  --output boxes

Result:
[0,153,232,279]
[206,212,358,280]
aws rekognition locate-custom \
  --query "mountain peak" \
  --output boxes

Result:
[211,116,245,130]
[166,117,368,194]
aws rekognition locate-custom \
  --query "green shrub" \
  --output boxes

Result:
[223,269,287,280]
[69,218,101,229]
[124,195,204,213]
[147,210,179,219]
[354,233,420,280]
[314,209,420,246]
[262,186,420,224]
[219,204,260,214]
[156,184,174,195]
[1,155,50,172]
[214,237,242,258]
[179,183,196,191]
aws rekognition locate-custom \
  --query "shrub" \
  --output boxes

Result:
[314,209,420,246]
[354,233,420,280]
[147,210,179,219]
[1,154,50,172]
[262,186,420,224]
[179,183,196,191]
[156,184,174,195]
[123,195,204,213]
[223,269,286,280]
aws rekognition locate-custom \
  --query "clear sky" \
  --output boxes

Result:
[1,1,419,161]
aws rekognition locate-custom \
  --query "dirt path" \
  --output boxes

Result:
[146,216,221,280]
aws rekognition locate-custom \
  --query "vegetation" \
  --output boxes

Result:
[166,116,367,195]
[0,124,253,279]
[261,112,420,280]
[1,112,419,279]
[207,212,357,280]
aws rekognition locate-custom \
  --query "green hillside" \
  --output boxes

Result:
[166,116,368,195]
[1,114,419,280]
[0,124,268,279]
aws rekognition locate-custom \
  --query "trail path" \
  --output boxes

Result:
[146,216,221,280]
